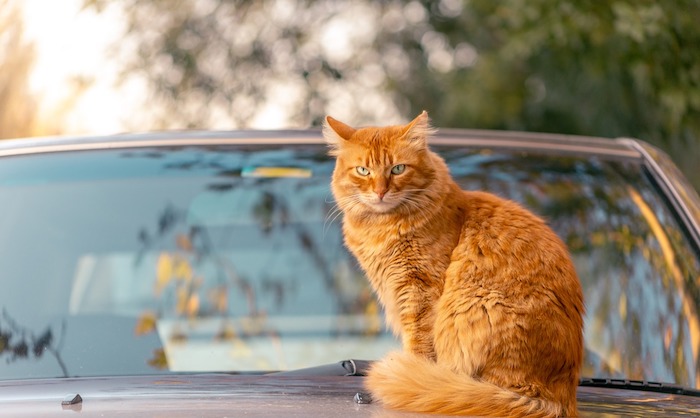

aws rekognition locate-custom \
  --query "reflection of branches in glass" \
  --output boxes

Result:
[141,147,377,321]
[0,310,68,377]
[134,200,283,369]
[125,149,382,369]
[252,188,379,336]
[137,203,261,319]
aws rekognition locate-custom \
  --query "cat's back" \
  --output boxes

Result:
[451,189,581,299]
[438,189,583,415]
[456,190,570,263]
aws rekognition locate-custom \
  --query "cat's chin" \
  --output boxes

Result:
[363,200,400,214]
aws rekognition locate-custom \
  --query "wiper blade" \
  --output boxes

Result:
[579,377,700,397]
[267,359,371,377]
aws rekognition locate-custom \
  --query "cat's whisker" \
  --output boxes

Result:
[323,188,338,204]
[323,193,363,238]
[324,203,345,224]
[400,194,439,224]
[323,210,343,238]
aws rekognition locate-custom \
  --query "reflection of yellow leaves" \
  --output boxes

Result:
[365,299,378,316]
[135,311,158,336]
[209,287,228,313]
[156,253,194,296]
[173,257,193,282]
[170,325,187,343]
[175,288,200,317]
[217,323,237,341]
[147,348,168,370]
[364,299,381,336]
[155,253,173,295]
[590,232,607,246]
[629,186,700,387]
[664,325,673,351]
[241,314,267,335]
[186,293,200,317]
[618,293,627,322]
[176,234,193,251]
[176,287,188,314]
[618,225,637,255]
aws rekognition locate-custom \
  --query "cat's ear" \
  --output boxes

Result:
[401,111,435,147]
[323,116,356,156]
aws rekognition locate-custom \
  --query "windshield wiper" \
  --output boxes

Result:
[579,377,700,397]
[267,359,371,377]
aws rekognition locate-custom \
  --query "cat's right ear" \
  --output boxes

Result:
[323,116,356,156]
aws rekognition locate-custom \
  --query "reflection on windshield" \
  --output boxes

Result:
[0,310,67,377]
[0,145,698,387]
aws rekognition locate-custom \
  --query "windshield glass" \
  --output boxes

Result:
[0,144,698,388]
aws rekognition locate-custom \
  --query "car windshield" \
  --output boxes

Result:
[0,143,699,389]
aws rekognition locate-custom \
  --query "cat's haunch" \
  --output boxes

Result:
[324,112,584,418]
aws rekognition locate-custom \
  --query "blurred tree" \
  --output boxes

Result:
[83,0,700,190]
[0,0,39,138]
[0,0,70,139]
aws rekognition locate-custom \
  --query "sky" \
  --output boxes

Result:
[22,0,146,135]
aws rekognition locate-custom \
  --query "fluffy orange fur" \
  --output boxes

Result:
[324,112,584,417]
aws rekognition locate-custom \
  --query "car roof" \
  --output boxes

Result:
[0,129,643,160]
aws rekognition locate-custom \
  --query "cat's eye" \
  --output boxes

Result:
[391,164,406,175]
[356,166,370,176]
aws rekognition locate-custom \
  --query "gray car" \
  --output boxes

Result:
[0,129,699,416]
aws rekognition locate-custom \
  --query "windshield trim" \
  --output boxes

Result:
[621,138,700,257]
[0,129,642,160]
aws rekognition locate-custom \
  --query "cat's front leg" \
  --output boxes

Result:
[396,283,438,361]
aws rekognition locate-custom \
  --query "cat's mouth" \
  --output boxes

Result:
[361,195,401,213]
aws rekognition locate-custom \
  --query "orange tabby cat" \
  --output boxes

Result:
[323,112,584,417]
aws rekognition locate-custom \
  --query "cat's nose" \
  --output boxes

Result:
[376,190,387,200]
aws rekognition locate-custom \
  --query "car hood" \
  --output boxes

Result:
[1,374,699,417]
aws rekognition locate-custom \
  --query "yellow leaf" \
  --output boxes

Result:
[155,253,173,295]
[618,292,627,322]
[173,257,193,282]
[664,325,673,351]
[176,287,188,314]
[135,311,158,336]
[147,348,168,370]
[170,325,187,343]
[176,234,193,251]
[216,323,236,341]
[364,300,381,336]
[186,293,200,317]
[241,314,267,335]
[209,287,228,313]
[364,299,378,316]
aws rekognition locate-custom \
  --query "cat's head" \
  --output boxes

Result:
[323,112,441,215]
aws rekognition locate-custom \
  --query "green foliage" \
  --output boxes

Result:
[415,0,700,190]
[84,0,700,190]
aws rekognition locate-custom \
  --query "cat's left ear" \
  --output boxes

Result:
[401,111,435,148]
[323,116,356,156]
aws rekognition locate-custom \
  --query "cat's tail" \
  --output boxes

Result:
[366,351,565,418]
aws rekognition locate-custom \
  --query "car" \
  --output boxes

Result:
[0,128,699,417]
